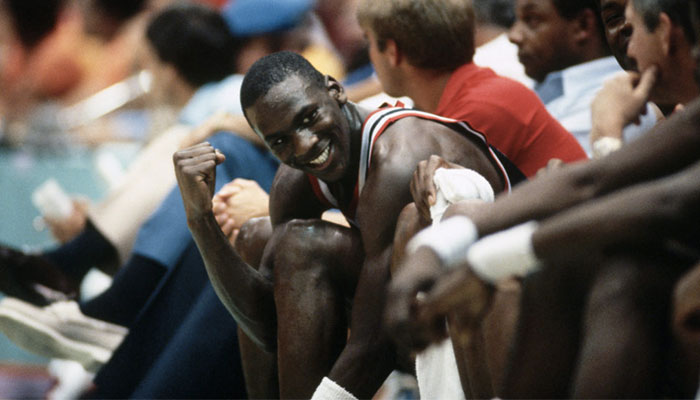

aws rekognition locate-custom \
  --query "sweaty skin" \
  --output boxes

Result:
[388,97,700,397]
[176,69,507,398]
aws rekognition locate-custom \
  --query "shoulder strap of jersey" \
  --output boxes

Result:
[359,107,514,193]
[307,174,339,209]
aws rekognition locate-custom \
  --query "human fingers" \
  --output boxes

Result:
[220,218,237,236]
[230,178,260,188]
[215,182,242,199]
[421,266,493,323]
[411,159,438,222]
[386,248,449,351]
[212,199,227,214]
[72,197,91,214]
[214,209,229,225]
[229,229,240,245]
[634,65,657,100]
[215,148,226,164]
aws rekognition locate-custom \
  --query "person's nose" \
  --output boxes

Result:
[508,21,524,46]
[293,128,319,159]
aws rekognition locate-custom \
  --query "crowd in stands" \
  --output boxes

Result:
[0,0,698,398]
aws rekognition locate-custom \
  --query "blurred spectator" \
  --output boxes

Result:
[0,0,83,127]
[509,0,656,155]
[223,0,345,78]
[473,0,534,87]
[357,0,586,178]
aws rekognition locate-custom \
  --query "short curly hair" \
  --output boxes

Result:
[240,51,325,114]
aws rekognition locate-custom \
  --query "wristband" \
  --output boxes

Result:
[406,216,478,269]
[466,221,542,283]
[592,136,623,159]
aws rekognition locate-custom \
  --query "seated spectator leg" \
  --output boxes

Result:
[270,219,364,398]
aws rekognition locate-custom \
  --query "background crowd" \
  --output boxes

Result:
[0,0,697,399]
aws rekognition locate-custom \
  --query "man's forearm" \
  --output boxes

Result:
[188,213,276,351]
[465,98,700,237]
[532,162,700,264]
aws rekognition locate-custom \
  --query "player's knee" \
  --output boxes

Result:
[236,216,272,268]
[275,219,339,262]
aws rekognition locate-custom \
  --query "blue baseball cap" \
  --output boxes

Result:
[222,0,316,37]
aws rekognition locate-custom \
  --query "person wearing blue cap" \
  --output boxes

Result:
[222,0,316,37]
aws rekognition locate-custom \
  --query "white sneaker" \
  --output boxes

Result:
[0,298,128,372]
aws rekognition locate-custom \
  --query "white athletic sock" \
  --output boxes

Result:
[310,377,358,400]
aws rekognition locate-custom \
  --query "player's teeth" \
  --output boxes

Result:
[310,146,329,166]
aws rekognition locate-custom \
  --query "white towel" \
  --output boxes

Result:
[430,167,495,225]
[416,338,465,399]
[415,167,495,400]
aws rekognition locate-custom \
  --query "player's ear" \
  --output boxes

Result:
[326,75,347,105]
[658,12,673,56]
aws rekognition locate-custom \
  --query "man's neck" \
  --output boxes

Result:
[568,39,611,73]
[172,80,198,109]
[402,68,454,113]
[669,54,700,109]
[333,102,369,191]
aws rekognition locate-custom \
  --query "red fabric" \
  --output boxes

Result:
[436,63,587,177]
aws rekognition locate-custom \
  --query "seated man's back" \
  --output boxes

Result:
[356,0,588,178]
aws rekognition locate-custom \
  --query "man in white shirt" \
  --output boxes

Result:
[472,0,533,88]
[509,0,656,155]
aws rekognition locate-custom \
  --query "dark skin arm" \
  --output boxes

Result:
[411,158,700,350]
[387,99,700,353]
[326,118,502,397]
[174,142,320,352]
[413,97,700,235]
[268,164,327,227]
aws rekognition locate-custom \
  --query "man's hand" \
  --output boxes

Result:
[535,158,564,178]
[44,198,89,243]
[174,142,226,221]
[213,178,270,244]
[590,66,658,145]
[410,155,464,223]
[385,247,450,352]
[417,263,494,348]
